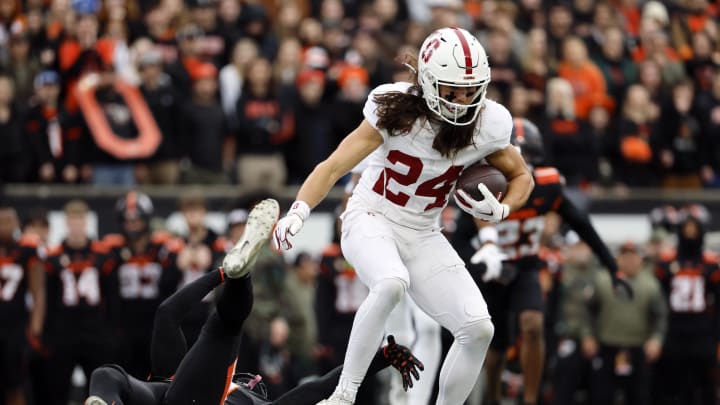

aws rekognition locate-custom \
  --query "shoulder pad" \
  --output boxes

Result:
[103,233,126,249]
[213,237,227,252]
[165,237,186,253]
[91,240,110,254]
[18,233,41,248]
[659,249,677,262]
[151,230,173,245]
[703,251,719,265]
[534,167,561,185]
[45,244,63,257]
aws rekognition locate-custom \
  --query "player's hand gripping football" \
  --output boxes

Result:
[273,201,310,250]
[454,184,510,223]
[383,335,424,391]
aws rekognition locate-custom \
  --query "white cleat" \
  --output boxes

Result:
[84,396,108,405]
[315,392,355,405]
[222,199,280,278]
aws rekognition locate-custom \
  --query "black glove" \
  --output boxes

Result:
[383,335,424,391]
[612,273,633,300]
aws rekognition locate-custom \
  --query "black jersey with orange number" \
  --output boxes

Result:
[495,167,563,270]
[103,232,180,330]
[655,252,720,345]
[0,235,41,331]
[44,240,113,333]
[496,166,617,273]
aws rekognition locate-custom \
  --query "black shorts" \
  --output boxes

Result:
[0,325,29,389]
[480,269,544,350]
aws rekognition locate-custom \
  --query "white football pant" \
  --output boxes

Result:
[333,208,494,405]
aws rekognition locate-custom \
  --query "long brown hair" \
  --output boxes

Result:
[372,54,479,159]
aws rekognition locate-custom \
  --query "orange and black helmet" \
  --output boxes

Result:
[511,117,545,166]
[115,191,153,223]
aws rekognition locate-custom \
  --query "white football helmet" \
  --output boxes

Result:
[417,27,491,126]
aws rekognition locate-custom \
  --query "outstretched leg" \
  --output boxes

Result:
[163,199,279,405]
[151,268,225,378]
[320,210,411,404]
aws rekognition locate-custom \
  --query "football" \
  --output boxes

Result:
[456,163,507,201]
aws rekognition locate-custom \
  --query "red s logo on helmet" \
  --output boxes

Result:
[421,38,440,63]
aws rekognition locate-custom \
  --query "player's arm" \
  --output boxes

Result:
[274,120,383,250]
[485,145,534,213]
[555,189,617,274]
[27,259,46,339]
[297,120,383,208]
[647,280,668,346]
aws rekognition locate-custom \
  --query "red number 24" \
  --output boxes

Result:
[372,150,463,211]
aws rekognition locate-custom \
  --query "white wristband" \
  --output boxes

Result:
[501,203,510,220]
[479,226,499,244]
[288,200,311,221]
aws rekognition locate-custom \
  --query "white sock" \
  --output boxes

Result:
[436,318,494,405]
[334,278,407,401]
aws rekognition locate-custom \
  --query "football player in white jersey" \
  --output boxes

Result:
[347,156,443,405]
[274,27,534,405]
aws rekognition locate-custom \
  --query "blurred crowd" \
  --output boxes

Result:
[0,0,718,190]
[0,188,719,405]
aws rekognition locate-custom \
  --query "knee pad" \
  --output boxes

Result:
[370,278,408,308]
[370,278,408,304]
[454,318,494,345]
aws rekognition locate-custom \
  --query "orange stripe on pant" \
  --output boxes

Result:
[220,359,237,405]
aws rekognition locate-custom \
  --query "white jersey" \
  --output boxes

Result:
[348,82,512,230]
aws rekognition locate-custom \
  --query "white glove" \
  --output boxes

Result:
[470,243,508,282]
[273,201,310,250]
[454,183,510,223]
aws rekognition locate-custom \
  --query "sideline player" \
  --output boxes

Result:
[43,200,115,405]
[274,27,534,405]
[453,118,629,405]
[104,191,179,379]
[0,202,45,405]
[85,199,424,405]
[653,207,719,405]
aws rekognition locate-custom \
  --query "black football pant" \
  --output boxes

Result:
[113,328,153,380]
[552,339,591,405]
[588,345,650,405]
[652,349,716,405]
[90,269,252,404]
[45,330,112,405]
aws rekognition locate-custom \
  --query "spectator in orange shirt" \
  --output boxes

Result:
[557,36,608,120]
[632,20,686,90]
[610,84,662,188]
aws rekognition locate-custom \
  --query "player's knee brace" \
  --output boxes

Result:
[370,278,408,311]
[454,318,494,346]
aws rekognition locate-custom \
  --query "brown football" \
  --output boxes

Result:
[456,163,507,201]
